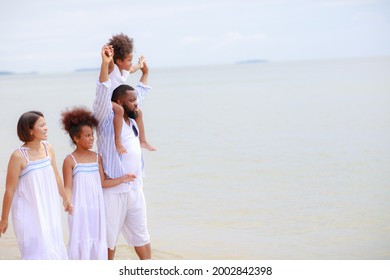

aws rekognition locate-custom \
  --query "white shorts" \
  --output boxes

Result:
[103,188,150,249]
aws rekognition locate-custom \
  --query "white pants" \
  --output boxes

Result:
[103,188,150,249]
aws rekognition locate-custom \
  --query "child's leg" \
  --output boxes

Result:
[136,109,157,151]
[112,102,127,154]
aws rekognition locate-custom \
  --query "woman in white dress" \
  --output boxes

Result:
[0,111,72,259]
[61,107,134,260]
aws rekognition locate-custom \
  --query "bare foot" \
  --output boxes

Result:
[141,141,157,151]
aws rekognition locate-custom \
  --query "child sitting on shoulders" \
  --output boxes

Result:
[107,33,156,154]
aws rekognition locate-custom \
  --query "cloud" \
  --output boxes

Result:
[1,0,389,72]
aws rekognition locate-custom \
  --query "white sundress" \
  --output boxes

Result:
[67,152,107,260]
[11,142,68,260]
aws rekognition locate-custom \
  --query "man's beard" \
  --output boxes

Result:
[123,104,138,119]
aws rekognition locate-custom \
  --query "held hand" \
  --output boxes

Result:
[0,219,8,237]
[67,204,74,215]
[63,199,74,215]
[102,45,113,64]
[138,56,145,68]
[140,58,148,74]
[122,173,136,183]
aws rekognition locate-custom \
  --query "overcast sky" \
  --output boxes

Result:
[0,0,389,73]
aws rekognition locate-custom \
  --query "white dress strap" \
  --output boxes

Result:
[42,141,49,157]
[18,147,29,162]
[69,153,78,165]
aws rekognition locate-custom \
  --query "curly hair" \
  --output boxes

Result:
[107,33,134,63]
[61,106,98,144]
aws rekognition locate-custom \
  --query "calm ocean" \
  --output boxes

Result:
[0,57,389,259]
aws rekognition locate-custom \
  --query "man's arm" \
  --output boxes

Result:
[100,45,112,83]
[93,46,114,125]
[139,58,149,85]
[137,59,151,106]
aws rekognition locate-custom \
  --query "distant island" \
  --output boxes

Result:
[0,71,14,75]
[236,59,268,64]
[0,71,39,75]
[75,67,100,72]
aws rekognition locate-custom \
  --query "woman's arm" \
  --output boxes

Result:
[62,155,74,213]
[48,144,72,214]
[0,151,23,236]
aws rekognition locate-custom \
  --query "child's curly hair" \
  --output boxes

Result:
[108,33,134,63]
[61,106,98,144]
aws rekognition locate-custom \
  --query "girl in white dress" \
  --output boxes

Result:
[61,107,135,260]
[0,111,72,259]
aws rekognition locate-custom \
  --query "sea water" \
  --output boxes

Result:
[0,57,389,259]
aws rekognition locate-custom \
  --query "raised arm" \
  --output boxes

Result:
[99,45,113,83]
[139,58,149,85]
[129,56,144,74]
[136,58,151,106]
[93,46,114,125]
[108,48,115,76]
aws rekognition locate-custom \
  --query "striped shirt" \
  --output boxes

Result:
[92,79,151,183]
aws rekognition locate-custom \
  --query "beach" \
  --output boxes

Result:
[0,57,390,259]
